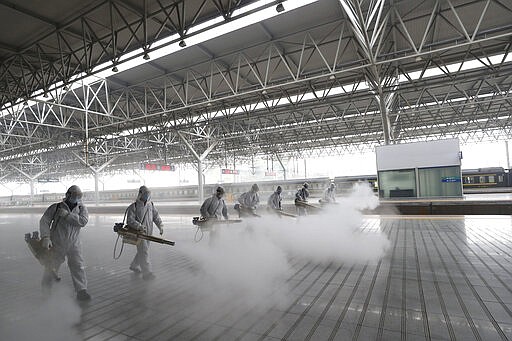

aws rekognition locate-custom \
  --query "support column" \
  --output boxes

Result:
[94,172,100,205]
[0,181,14,203]
[233,152,236,183]
[197,159,204,204]
[9,166,47,206]
[30,180,34,201]
[73,152,118,206]
[376,86,393,145]
[506,141,510,170]
[275,153,287,180]
[339,0,395,145]
[178,131,219,204]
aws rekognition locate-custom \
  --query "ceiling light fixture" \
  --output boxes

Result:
[143,52,150,60]
[276,3,284,12]
[179,40,186,47]
[112,65,118,72]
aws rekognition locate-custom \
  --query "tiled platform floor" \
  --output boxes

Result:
[1,213,512,340]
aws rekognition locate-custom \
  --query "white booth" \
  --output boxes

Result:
[376,139,463,198]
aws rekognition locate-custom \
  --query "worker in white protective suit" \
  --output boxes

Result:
[200,186,228,220]
[200,186,229,243]
[235,183,260,217]
[267,185,283,211]
[40,185,91,301]
[295,182,310,216]
[321,183,337,203]
[126,186,163,280]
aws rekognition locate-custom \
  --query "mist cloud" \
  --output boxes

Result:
[177,182,389,310]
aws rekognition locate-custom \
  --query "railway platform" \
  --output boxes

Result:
[1,212,512,340]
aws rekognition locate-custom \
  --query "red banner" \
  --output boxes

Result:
[222,168,239,175]
[141,163,176,171]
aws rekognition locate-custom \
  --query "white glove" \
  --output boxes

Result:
[41,237,52,250]
[158,225,164,235]
[57,208,68,218]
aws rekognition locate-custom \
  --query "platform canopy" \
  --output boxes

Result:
[0,0,511,181]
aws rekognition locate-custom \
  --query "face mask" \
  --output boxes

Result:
[68,197,81,205]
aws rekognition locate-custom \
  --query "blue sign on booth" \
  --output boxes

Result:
[441,177,461,183]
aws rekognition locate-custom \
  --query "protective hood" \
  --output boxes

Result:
[65,185,83,204]
[137,186,151,202]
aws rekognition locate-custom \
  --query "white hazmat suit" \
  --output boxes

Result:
[322,184,336,203]
[126,186,163,280]
[39,185,90,300]
[236,184,260,217]
[200,188,228,220]
[267,186,282,210]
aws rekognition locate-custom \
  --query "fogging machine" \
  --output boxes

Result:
[234,204,261,217]
[113,206,175,259]
[192,216,242,228]
[113,223,175,246]
[294,200,322,210]
[24,231,61,281]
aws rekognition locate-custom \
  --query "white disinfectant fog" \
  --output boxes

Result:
[267,182,388,264]
[179,182,390,311]
[1,286,82,341]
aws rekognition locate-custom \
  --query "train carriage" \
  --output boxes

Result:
[462,167,509,188]
[2,167,510,206]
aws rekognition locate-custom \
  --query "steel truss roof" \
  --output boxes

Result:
[0,0,512,182]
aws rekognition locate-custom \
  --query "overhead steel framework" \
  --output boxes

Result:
[0,0,511,183]
[0,0,262,107]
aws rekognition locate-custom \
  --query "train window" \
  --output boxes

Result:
[479,176,485,183]
[488,175,495,183]
[499,175,504,183]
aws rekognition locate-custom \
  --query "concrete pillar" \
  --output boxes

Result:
[506,141,510,170]
[29,180,35,204]
[198,159,204,204]
[94,171,100,205]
